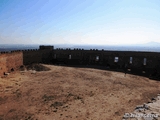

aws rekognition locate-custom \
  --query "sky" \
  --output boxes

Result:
[0,0,160,45]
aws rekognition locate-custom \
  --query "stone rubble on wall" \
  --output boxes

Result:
[122,94,160,120]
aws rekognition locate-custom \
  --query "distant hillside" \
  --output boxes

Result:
[133,42,160,47]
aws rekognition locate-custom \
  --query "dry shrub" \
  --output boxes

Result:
[26,64,50,71]
[19,65,26,71]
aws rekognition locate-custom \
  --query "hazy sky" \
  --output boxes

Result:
[0,0,160,45]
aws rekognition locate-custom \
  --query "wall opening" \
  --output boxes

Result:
[69,55,71,59]
[114,57,119,62]
[96,56,99,61]
[130,57,132,64]
[143,58,147,65]
[106,64,110,69]
[142,70,146,73]
[54,54,56,59]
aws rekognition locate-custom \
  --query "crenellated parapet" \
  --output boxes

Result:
[0,50,23,55]
[22,49,39,52]
[55,48,87,50]
[0,51,8,54]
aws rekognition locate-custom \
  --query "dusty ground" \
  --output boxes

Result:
[0,64,160,120]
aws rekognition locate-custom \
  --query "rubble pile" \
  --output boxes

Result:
[123,94,160,120]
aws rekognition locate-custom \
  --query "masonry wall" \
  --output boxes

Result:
[23,49,52,65]
[0,51,23,76]
[52,48,160,76]
[6,51,23,72]
[0,46,53,76]
[0,54,7,76]
[0,45,160,77]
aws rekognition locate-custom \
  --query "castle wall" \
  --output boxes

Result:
[52,48,160,76]
[0,51,23,76]
[6,51,23,72]
[0,54,7,76]
[0,45,160,78]
[23,49,52,65]
[0,46,53,76]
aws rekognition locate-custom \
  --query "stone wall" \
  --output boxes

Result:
[23,49,53,65]
[0,45,160,78]
[52,48,160,77]
[0,53,7,76]
[0,51,23,76]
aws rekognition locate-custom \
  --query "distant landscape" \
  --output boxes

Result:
[0,42,160,52]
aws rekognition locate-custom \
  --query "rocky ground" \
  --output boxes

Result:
[0,64,160,120]
[123,94,160,120]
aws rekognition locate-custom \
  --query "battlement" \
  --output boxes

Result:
[0,50,22,55]
[22,49,39,52]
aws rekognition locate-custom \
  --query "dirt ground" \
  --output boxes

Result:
[0,64,160,120]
